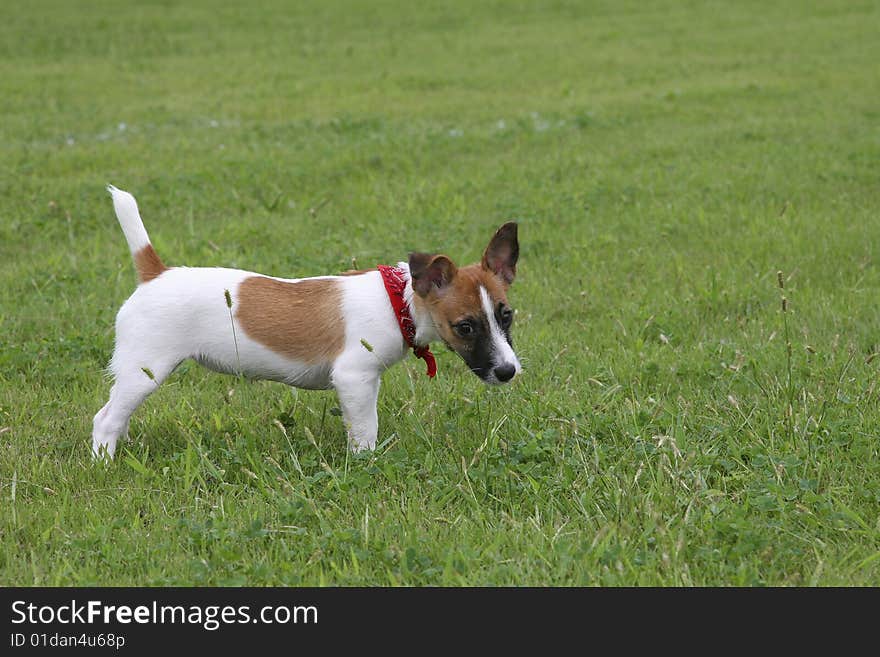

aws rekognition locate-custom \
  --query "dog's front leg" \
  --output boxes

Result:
[332,371,381,452]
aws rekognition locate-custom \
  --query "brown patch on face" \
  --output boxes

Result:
[133,244,167,283]
[418,264,508,352]
[236,276,345,364]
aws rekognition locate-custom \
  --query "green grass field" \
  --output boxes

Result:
[2,0,879,586]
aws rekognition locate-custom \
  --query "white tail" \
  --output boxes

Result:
[107,184,151,255]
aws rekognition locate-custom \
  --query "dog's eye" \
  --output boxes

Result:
[454,321,475,337]
[500,308,514,328]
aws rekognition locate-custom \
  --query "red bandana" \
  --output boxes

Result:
[377,265,437,378]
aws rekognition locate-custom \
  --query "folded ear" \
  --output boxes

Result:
[481,222,518,285]
[409,252,458,297]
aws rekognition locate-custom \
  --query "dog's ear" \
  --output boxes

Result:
[481,222,518,286]
[409,252,457,297]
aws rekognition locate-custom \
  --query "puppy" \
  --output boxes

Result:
[92,186,521,458]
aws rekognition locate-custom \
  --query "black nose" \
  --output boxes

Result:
[494,364,516,382]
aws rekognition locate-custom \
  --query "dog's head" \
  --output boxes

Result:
[409,222,521,385]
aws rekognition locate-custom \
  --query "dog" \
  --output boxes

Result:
[92,186,521,459]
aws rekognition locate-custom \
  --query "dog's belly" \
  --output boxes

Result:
[192,353,333,390]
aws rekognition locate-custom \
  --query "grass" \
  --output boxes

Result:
[1,0,879,586]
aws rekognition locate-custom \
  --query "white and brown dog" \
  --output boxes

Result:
[92,186,521,459]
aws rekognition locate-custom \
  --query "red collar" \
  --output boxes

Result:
[377,265,437,378]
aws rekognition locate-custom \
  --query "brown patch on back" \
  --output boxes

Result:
[417,263,508,351]
[134,244,168,283]
[236,276,345,364]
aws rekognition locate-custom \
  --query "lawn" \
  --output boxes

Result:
[1,0,879,585]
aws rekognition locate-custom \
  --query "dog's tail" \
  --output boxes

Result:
[107,184,168,284]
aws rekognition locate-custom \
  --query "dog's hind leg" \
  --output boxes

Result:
[91,357,177,460]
